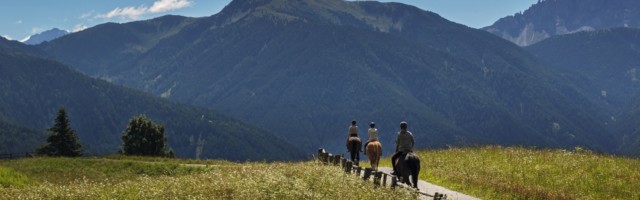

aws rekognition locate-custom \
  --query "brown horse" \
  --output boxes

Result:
[365,141,382,170]
[346,136,361,165]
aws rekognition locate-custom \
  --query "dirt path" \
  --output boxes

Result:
[369,167,480,200]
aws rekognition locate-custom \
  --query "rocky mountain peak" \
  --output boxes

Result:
[484,0,640,46]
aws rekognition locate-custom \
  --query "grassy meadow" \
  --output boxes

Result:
[376,146,639,200]
[1,146,638,199]
[0,156,414,199]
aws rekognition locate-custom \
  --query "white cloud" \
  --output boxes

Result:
[149,0,192,13]
[98,5,148,20]
[97,0,192,20]
[72,24,88,32]
[15,20,22,24]
[80,11,94,19]
[2,35,12,40]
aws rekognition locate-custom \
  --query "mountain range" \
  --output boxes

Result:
[0,36,303,161]
[22,28,69,45]
[484,0,640,46]
[2,0,638,158]
[37,0,617,154]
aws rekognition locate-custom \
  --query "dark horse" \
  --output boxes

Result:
[395,152,421,188]
[346,136,361,165]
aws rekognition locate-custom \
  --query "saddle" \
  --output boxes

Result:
[393,151,412,165]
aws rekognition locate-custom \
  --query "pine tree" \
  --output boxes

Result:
[37,107,83,157]
[121,115,168,156]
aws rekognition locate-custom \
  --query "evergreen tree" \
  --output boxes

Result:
[121,115,168,156]
[36,107,83,157]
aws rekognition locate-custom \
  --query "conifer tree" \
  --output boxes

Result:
[37,107,83,157]
[121,115,168,156]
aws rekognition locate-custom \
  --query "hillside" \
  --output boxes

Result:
[526,28,640,155]
[0,38,303,161]
[39,0,613,154]
[484,0,640,46]
[0,120,43,154]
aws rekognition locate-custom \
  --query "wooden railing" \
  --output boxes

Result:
[315,148,446,200]
[0,152,36,160]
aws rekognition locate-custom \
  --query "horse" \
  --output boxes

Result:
[395,151,421,188]
[346,136,361,166]
[365,141,382,170]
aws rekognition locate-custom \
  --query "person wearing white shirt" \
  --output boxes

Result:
[364,122,378,155]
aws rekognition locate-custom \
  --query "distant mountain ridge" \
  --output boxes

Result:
[526,27,640,154]
[484,0,640,46]
[0,37,303,161]
[39,0,617,155]
[23,28,69,45]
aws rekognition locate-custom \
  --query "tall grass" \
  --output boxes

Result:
[0,166,30,188]
[407,146,639,200]
[0,158,415,199]
[0,157,206,184]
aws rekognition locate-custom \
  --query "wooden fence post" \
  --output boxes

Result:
[382,173,388,188]
[391,175,398,189]
[317,148,324,162]
[322,153,329,164]
[328,154,334,164]
[363,168,373,181]
[373,171,382,187]
[345,161,353,173]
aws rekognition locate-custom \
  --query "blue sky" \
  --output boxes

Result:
[0,0,537,41]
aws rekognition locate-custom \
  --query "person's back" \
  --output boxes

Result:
[348,120,358,137]
[368,122,378,141]
[396,129,414,152]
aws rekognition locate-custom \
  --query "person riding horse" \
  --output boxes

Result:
[392,121,414,175]
[346,120,362,164]
[365,122,382,170]
[364,122,378,155]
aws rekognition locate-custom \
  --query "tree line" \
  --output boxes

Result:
[37,107,173,157]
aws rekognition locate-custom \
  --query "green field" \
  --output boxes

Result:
[0,156,413,199]
[1,147,637,199]
[376,146,639,200]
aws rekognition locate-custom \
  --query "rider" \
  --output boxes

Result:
[392,121,414,175]
[364,122,378,155]
[348,120,358,137]
[347,120,362,160]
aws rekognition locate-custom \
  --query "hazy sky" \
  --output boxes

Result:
[0,0,537,41]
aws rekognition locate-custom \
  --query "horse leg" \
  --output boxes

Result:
[403,173,410,185]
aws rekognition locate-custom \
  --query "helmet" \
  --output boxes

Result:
[400,121,408,129]
[370,122,375,128]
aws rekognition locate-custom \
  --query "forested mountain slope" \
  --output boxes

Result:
[0,37,303,160]
[40,0,613,154]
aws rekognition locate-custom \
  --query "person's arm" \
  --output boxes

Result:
[395,133,399,152]
[410,135,415,149]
